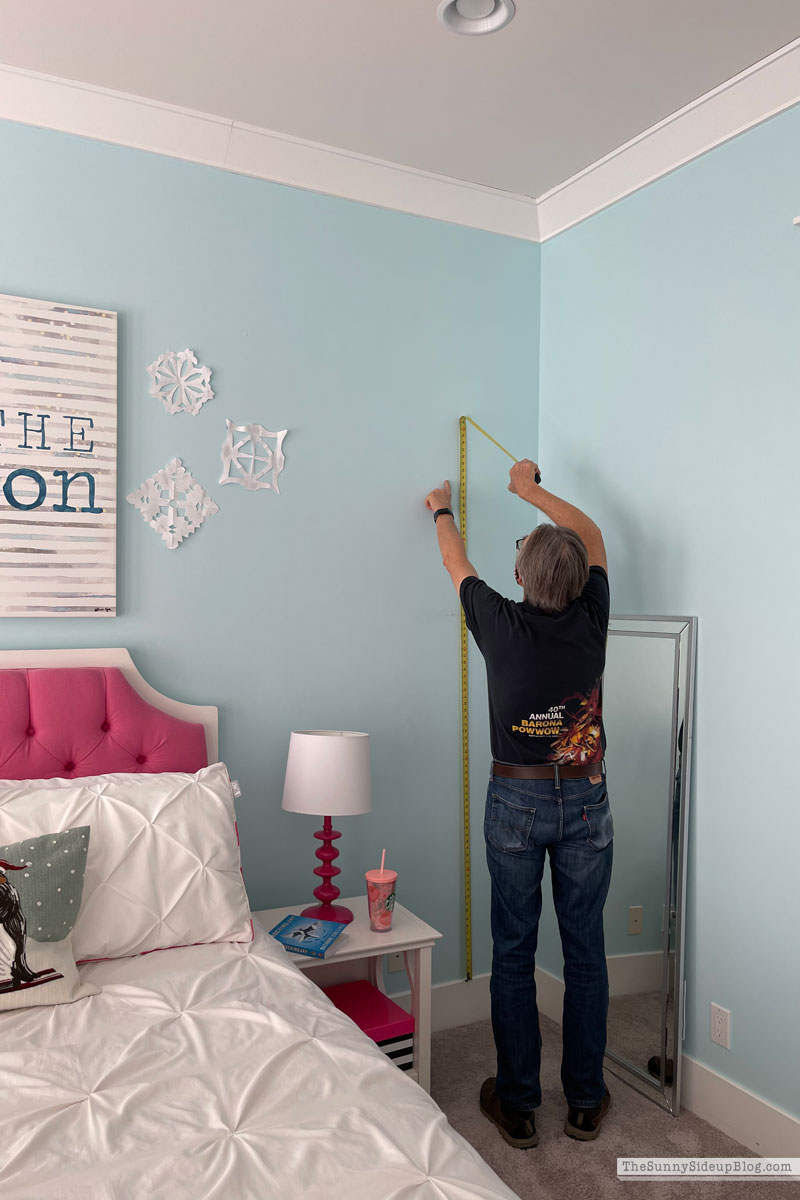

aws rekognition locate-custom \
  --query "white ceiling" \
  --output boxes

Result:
[1,0,799,197]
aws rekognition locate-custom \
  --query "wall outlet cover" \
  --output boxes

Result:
[711,1002,731,1049]
[627,905,643,935]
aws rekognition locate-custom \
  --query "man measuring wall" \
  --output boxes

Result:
[425,457,613,1149]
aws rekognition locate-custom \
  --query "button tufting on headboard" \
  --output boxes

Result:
[0,667,208,780]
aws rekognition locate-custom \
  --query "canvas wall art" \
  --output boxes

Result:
[0,293,117,616]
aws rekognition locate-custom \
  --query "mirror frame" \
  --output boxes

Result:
[604,615,697,1115]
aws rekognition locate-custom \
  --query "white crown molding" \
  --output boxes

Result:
[0,63,233,166]
[0,63,538,242]
[224,120,539,240]
[1,37,799,245]
[536,35,800,241]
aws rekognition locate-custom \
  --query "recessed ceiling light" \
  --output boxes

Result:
[437,0,516,35]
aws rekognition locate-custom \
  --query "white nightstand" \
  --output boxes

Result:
[254,896,442,1092]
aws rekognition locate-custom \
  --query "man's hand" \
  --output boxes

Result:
[510,462,608,571]
[508,459,541,500]
[425,479,477,592]
[425,481,452,512]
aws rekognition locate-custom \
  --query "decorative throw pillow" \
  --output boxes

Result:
[0,763,252,961]
[0,826,98,1010]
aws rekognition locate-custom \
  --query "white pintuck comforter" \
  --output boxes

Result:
[1,924,518,1200]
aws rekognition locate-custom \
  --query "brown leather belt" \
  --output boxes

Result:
[491,761,603,780]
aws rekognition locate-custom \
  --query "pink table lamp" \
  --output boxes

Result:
[281,730,372,925]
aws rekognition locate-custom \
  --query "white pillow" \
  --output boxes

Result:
[0,762,253,961]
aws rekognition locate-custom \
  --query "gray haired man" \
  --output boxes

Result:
[425,459,613,1148]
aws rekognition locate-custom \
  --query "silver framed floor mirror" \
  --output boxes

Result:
[602,615,697,1115]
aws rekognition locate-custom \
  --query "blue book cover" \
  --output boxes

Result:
[268,914,347,958]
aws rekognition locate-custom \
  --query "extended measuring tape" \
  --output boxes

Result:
[458,417,519,982]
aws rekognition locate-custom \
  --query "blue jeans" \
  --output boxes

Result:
[484,771,614,1112]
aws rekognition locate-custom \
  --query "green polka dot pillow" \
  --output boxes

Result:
[0,826,98,1009]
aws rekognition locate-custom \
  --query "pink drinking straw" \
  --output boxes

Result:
[380,848,386,878]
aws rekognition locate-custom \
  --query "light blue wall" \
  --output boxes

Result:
[0,119,540,989]
[539,103,800,1118]
[9,97,794,1123]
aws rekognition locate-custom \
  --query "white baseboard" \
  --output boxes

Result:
[394,969,800,1156]
[681,1058,800,1158]
[416,971,493,1033]
[394,957,661,1029]
[607,951,664,996]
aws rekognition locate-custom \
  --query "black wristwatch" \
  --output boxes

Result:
[433,508,454,523]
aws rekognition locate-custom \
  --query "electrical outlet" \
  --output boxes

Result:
[627,905,643,935]
[711,1003,731,1049]
[388,952,405,974]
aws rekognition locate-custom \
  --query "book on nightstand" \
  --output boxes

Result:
[268,914,347,958]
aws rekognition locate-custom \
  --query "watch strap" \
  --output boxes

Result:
[433,508,454,523]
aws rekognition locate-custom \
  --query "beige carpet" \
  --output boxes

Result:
[431,1015,800,1200]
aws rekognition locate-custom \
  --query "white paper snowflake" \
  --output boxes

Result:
[219,420,287,493]
[147,349,214,415]
[126,458,219,550]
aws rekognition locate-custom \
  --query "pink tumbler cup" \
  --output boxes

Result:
[365,868,397,932]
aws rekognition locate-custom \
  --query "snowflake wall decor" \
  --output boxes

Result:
[219,420,287,493]
[126,458,219,549]
[147,349,214,415]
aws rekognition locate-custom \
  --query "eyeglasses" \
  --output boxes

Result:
[515,536,528,552]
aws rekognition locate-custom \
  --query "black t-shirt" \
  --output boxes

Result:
[460,566,610,766]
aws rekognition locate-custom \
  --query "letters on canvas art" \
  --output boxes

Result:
[0,409,102,513]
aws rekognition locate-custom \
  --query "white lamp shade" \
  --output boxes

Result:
[281,730,372,817]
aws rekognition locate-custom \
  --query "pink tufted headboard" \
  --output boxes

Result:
[0,667,209,780]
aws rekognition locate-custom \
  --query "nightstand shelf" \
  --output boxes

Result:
[254,895,442,1091]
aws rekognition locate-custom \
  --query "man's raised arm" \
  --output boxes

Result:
[509,459,607,573]
[424,480,478,593]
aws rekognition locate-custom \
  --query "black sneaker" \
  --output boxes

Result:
[564,1085,611,1141]
[479,1077,539,1149]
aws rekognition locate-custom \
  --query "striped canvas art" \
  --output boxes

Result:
[0,293,117,617]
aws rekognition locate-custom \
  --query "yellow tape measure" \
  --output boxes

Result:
[459,417,518,982]
[459,418,472,981]
[462,417,518,465]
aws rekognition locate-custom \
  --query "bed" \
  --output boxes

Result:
[0,649,518,1200]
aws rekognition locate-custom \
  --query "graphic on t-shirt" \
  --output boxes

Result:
[512,705,566,739]
[459,571,609,767]
[511,679,603,765]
